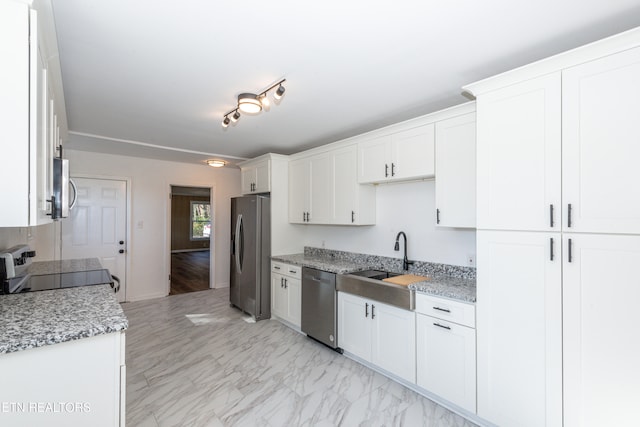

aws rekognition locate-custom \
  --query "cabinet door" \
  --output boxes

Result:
[435,113,476,228]
[271,272,287,319]
[286,276,301,327]
[358,135,390,183]
[562,47,640,234]
[371,301,416,383]
[333,146,356,224]
[416,314,476,413]
[288,158,309,223]
[241,167,256,194]
[477,230,562,427]
[32,38,52,225]
[0,2,31,227]
[563,234,640,427]
[337,292,371,360]
[476,73,561,231]
[391,124,435,180]
[308,153,332,224]
[254,160,270,193]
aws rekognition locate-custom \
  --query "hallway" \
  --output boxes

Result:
[170,250,210,295]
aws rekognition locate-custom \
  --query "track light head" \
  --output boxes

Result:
[259,94,270,108]
[274,84,285,100]
[238,93,262,114]
[222,116,231,128]
[231,111,241,122]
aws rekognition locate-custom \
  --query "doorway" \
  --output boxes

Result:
[61,176,129,302]
[170,185,211,295]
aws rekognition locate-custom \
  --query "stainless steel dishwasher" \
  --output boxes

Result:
[301,267,341,352]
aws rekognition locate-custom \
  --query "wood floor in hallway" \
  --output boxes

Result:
[170,250,210,295]
[122,288,478,427]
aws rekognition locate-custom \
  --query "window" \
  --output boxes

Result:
[190,201,211,240]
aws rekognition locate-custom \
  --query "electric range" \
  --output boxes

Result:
[0,245,117,294]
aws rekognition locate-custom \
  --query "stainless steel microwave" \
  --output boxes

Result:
[52,158,77,219]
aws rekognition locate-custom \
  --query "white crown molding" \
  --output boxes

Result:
[68,131,249,161]
[464,26,640,96]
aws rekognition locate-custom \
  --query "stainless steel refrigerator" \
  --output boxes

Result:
[230,195,271,321]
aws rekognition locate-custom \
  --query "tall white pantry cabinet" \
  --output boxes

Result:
[466,30,640,427]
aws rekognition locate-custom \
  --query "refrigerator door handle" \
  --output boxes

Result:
[235,214,243,273]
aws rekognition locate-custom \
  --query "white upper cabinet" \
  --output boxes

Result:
[476,73,562,231]
[357,135,390,183]
[562,46,640,234]
[0,3,54,227]
[241,157,270,194]
[391,124,435,180]
[288,153,332,224]
[289,146,375,225]
[309,153,333,224]
[288,157,310,223]
[435,112,476,228]
[332,145,375,225]
[358,124,435,184]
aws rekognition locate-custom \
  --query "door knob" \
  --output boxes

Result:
[119,249,125,254]
[119,240,124,245]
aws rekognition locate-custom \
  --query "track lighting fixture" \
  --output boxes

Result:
[221,78,286,128]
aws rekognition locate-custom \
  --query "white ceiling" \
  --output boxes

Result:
[53,0,640,166]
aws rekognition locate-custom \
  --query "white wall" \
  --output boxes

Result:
[0,223,60,260]
[65,149,241,301]
[301,180,476,267]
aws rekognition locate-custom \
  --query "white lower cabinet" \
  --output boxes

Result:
[563,234,640,427]
[271,262,301,327]
[0,332,125,427]
[477,230,562,427]
[416,294,476,413]
[337,292,415,383]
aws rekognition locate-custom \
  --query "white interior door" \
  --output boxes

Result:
[62,177,127,301]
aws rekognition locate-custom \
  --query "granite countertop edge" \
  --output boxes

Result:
[0,285,128,355]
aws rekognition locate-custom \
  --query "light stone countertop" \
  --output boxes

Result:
[0,285,128,354]
[271,253,371,274]
[272,248,476,303]
[409,276,476,303]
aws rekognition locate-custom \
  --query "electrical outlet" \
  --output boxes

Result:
[467,254,475,266]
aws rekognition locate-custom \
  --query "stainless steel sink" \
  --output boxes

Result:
[337,270,415,310]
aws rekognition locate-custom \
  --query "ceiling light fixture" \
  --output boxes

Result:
[206,159,226,168]
[222,78,286,128]
[238,93,262,114]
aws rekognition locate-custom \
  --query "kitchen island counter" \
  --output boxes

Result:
[0,285,127,354]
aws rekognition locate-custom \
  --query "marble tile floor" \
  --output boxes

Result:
[122,288,478,427]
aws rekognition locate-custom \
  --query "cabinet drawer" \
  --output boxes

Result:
[415,294,475,328]
[271,262,301,279]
